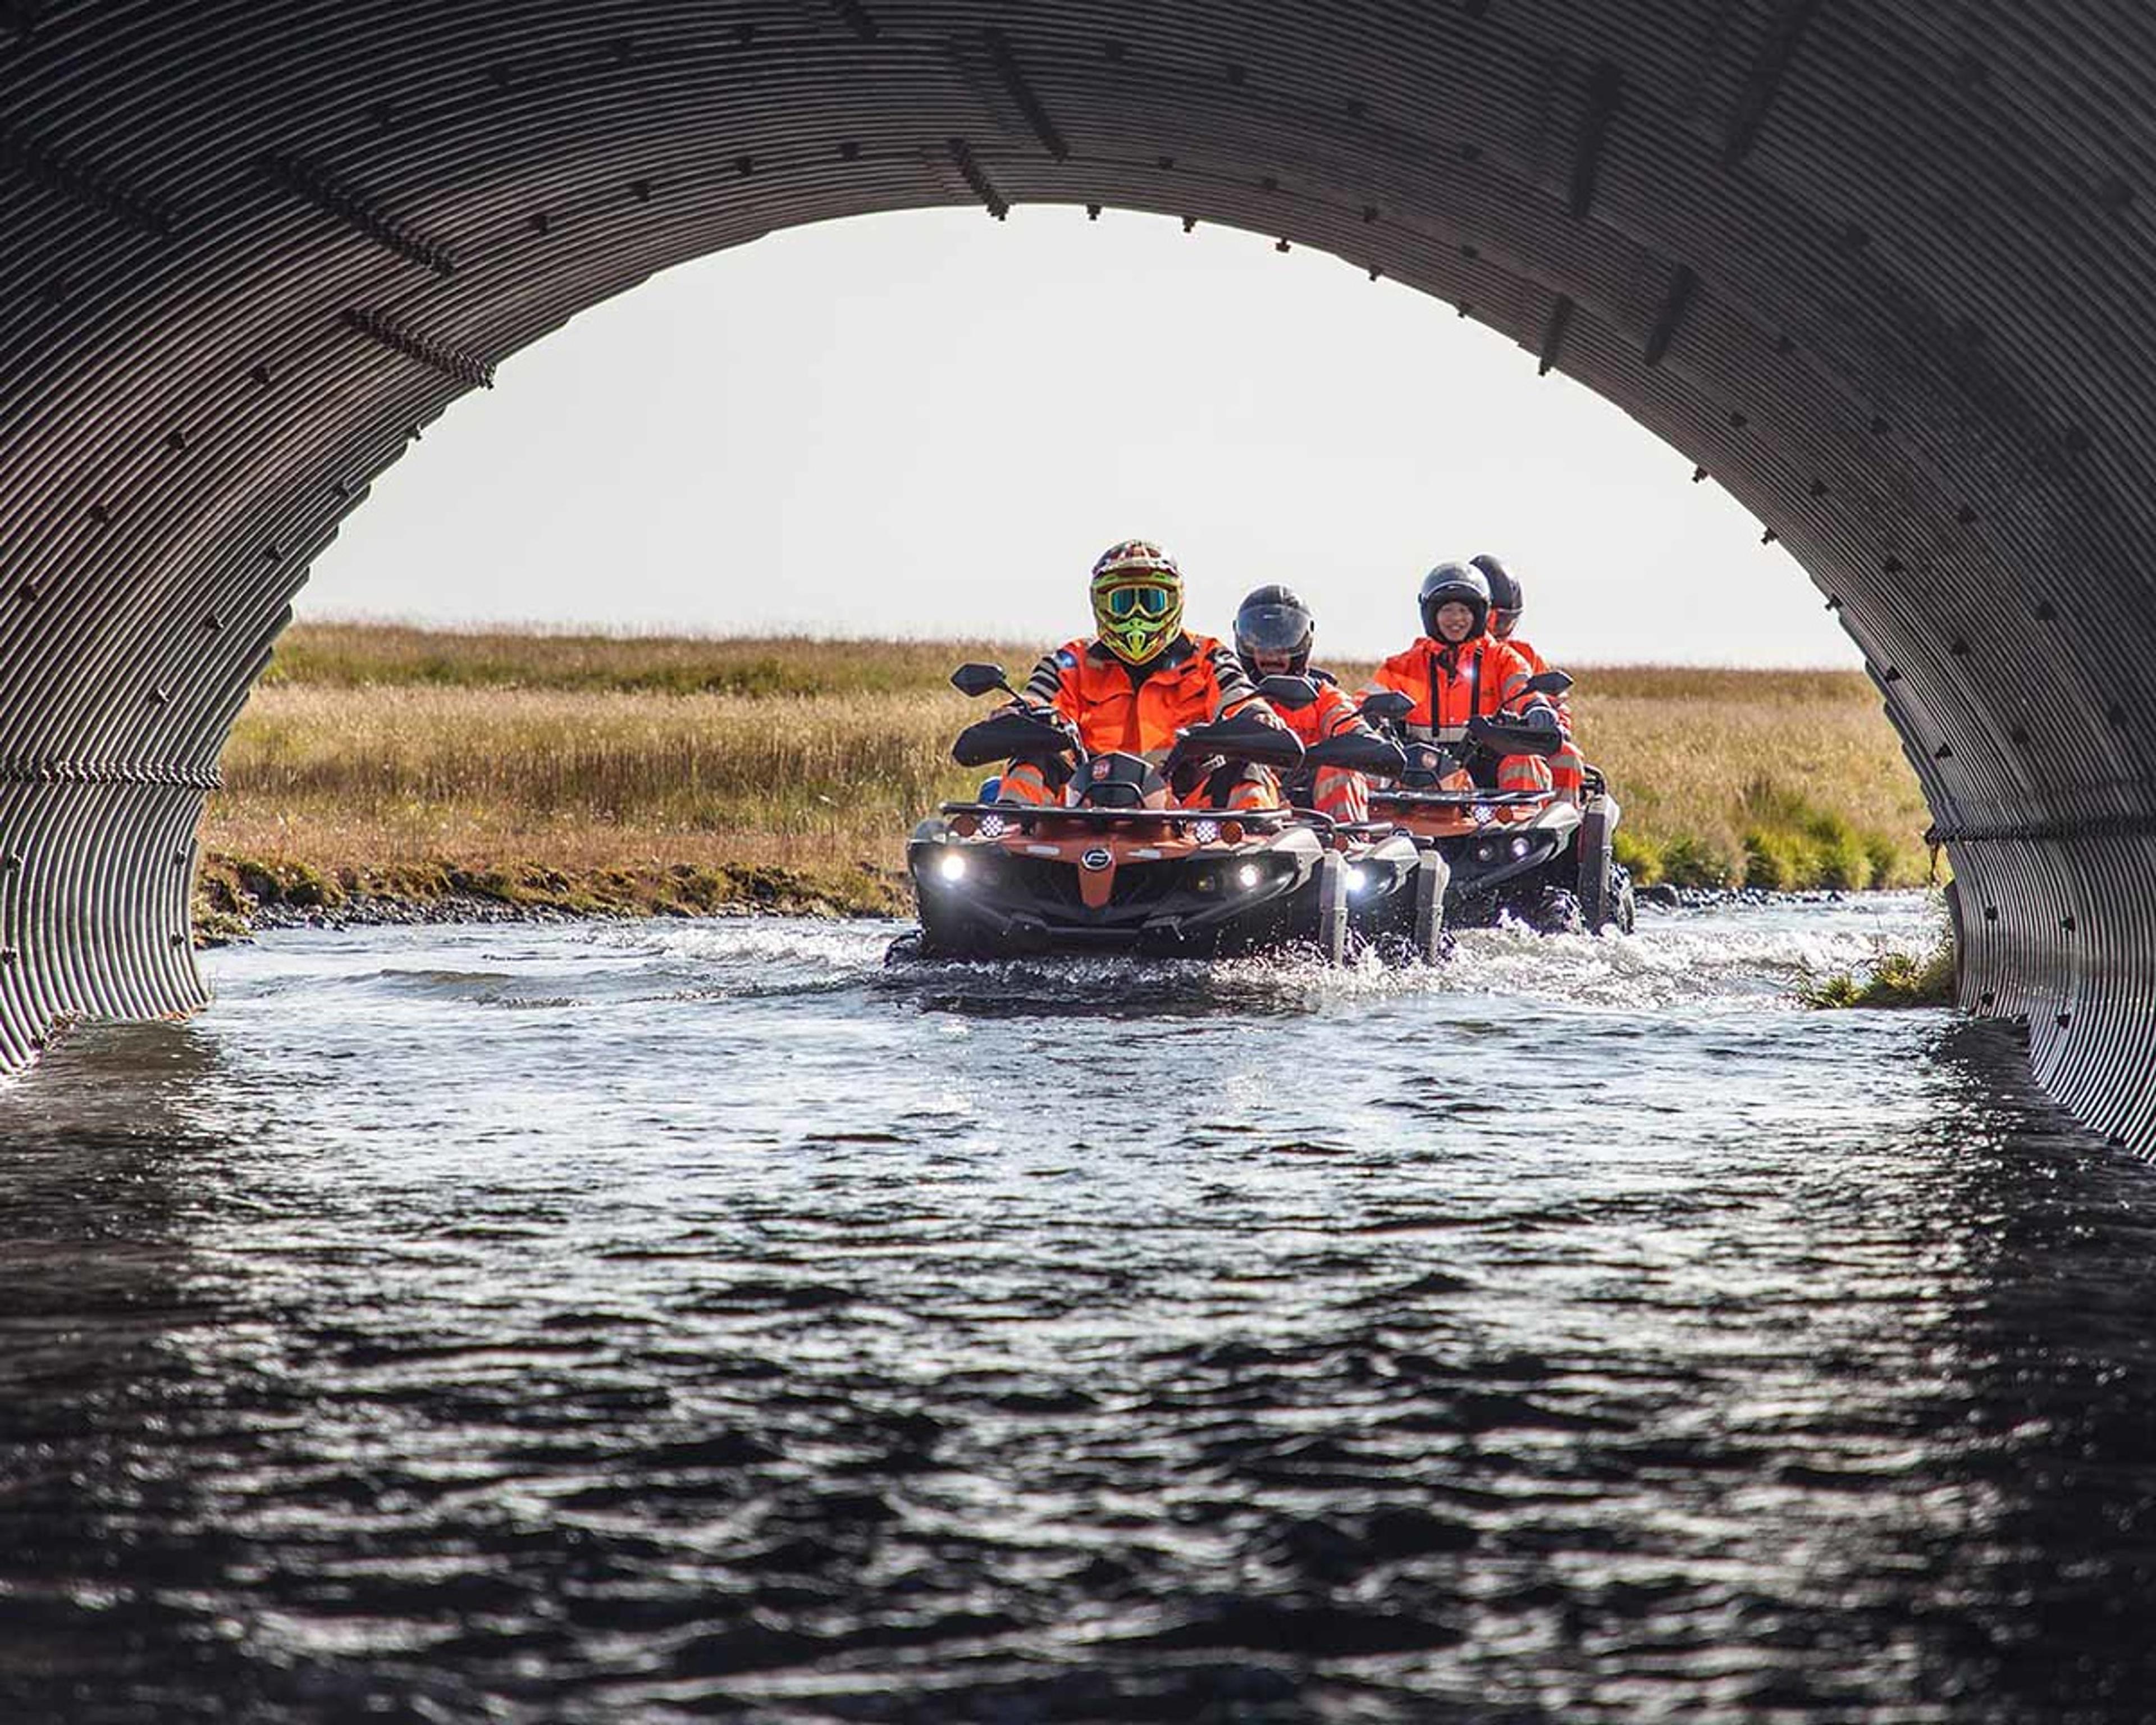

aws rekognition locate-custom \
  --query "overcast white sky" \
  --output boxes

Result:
[307,206,1857,668]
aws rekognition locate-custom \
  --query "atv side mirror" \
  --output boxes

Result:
[952,662,1014,699]
[1255,674,1319,711]
[1526,669,1574,697]
[1359,688,1415,722]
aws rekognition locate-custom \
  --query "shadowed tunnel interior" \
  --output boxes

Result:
[2,1,2152,1143]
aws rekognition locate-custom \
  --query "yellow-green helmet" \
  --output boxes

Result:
[1089,539,1185,666]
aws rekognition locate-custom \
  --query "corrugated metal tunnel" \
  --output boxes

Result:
[3,1,2152,1142]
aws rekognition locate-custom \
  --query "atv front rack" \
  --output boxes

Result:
[938,801,1294,833]
[1368,789,1546,809]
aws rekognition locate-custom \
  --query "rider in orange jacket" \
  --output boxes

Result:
[1232,584,1379,824]
[998,540,1286,811]
[1362,562,1558,797]
[1473,553,1584,802]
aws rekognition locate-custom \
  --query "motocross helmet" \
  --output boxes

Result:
[1418,560,1491,644]
[1090,539,1185,666]
[1472,553,1523,638]
[1233,583,1315,676]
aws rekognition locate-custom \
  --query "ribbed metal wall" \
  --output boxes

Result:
[3,1,2152,1141]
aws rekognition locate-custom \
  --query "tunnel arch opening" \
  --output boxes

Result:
[2,1,2149,1143]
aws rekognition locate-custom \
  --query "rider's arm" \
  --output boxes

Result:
[1206,640,1285,726]
[1018,646,1085,729]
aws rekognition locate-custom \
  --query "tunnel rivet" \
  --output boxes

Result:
[165,428,188,452]
[170,932,188,947]
[1460,243,1480,260]
[1883,555,1904,574]
[529,211,550,235]
[2035,600,2057,622]
[1692,466,1709,483]
[1957,504,1979,525]
[1460,142,1482,163]
[1368,267,1382,281]
[203,613,221,632]
[2107,705,2127,728]
[735,20,754,44]
[1157,156,1175,171]
[148,687,168,706]
[1086,203,1101,220]
[1103,42,1125,62]
[1775,334,1796,355]
[371,99,395,129]
[1980,992,1996,1007]
[1345,98,1367,119]
[1729,410,1748,429]
[1984,906,1998,921]
[1883,665,1901,681]
[1934,744,1953,760]
[1870,415,1890,434]
[1363,204,1380,223]
[2062,916,2077,932]
[1276,238,1290,252]
[1181,216,1196,232]
[1824,594,1840,610]
[736,155,755,176]
[1260,175,1278,191]
[1810,478,1829,498]
[2101,175,2135,209]
[17,582,39,601]
[1842,223,1869,249]
[2010,726,2029,745]
[612,35,635,63]
[1226,63,1246,86]
[839,141,860,160]
[1760,528,1777,545]
[1949,639,1971,656]
[630,180,653,203]
[2065,427,2093,453]
[1458,302,1473,318]
[2056,1012,2073,1029]
[250,362,273,387]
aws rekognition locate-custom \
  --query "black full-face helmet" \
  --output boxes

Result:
[1233,584,1316,675]
[1418,562,1491,644]
[1472,553,1523,638]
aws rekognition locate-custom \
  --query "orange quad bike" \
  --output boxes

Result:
[1367,670,1636,936]
[896,662,1364,964]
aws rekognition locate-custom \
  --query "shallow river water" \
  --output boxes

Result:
[3,896,2154,1723]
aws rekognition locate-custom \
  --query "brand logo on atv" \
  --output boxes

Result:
[1080,846,1113,871]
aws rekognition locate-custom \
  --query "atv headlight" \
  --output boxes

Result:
[1190,818,1221,845]
[1345,865,1370,894]
[937,850,967,883]
[1236,862,1263,890]
[1510,836,1533,858]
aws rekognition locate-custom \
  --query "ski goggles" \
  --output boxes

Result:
[1100,583,1177,619]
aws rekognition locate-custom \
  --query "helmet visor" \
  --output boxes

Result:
[1234,603,1312,657]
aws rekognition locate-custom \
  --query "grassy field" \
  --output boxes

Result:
[197,624,1936,925]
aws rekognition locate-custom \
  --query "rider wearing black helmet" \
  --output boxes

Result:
[1232,584,1380,823]
[1362,560,1557,796]
[1471,553,1584,801]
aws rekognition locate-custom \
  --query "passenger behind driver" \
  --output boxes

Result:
[1473,552,1585,804]
[997,539,1287,812]
[1361,561,1558,796]
[1231,583,1380,824]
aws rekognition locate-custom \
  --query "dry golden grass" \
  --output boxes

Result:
[200,626,1935,909]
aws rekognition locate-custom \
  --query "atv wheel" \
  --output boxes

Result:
[1410,853,1448,962]
[1607,863,1637,935]
[1528,887,1584,935]
[1312,851,1349,966]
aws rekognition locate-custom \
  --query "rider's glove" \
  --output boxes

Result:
[1521,704,1562,734]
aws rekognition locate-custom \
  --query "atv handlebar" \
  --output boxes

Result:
[1166,711,1307,774]
[952,706,1082,768]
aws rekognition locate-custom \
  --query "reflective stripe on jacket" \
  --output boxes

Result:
[1272,669,1365,749]
[1363,636,1538,743]
[1021,633,1271,757]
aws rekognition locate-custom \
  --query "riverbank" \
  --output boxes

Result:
[195,623,1935,935]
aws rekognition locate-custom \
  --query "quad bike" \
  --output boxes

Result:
[897,663,1363,963]
[1366,670,1636,935]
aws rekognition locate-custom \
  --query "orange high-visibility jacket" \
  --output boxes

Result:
[1364,636,1540,742]
[1273,670,1366,748]
[1021,632,1273,756]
